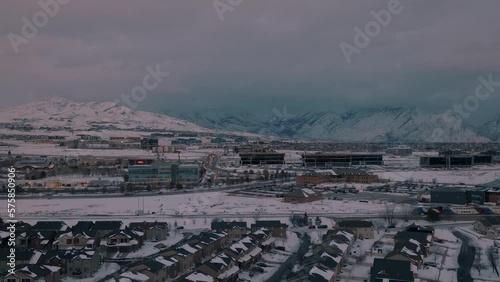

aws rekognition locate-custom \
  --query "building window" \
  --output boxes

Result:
[22,279,31,282]
[7,279,17,282]
[66,239,72,244]
[74,238,80,244]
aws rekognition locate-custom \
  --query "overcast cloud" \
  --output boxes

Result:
[1,0,500,123]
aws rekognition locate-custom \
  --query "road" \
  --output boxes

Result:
[453,230,475,282]
[2,179,291,200]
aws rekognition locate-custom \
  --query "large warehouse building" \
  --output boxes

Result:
[239,152,285,165]
[128,163,200,187]
[301,153,383,167]
[420,154,493,168]
[431,187,486,205]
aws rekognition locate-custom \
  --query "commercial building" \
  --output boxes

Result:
[210,137,227,143]
[128,164,173,187]
[430,187,486,205]
[171,164,200,185]
[14,158,54,170]
[421,153,494,168]
[386,146,413,156]
[296,168,379,185]
[283,188,323,203]
[239,152,285,165]
[420,156,472,167]
[301,153,383,167]
[141,138,159,150]
[171,138,202,145]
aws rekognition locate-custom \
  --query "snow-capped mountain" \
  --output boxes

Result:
[476,115,500,142]
[0,97,210,132]
[175,108,494,142]
[2,98,497,142]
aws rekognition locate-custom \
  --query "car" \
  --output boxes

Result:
[176,226,184,230]
[308,225,316,229]
[318,225,328,229]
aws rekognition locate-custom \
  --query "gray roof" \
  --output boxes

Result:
[338,220,374,228]
[370,258,414,281]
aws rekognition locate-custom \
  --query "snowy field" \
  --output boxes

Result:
[373,165,500,184]
[8,191,392,220]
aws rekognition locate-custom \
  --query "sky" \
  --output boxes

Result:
[1,0,500,123]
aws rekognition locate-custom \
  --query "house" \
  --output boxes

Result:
[223,236,261,270]
[91,221,125,237]
[160,248,192,274]
[31,221,69,233]
[0,221,31,248]
[211,221,247,241]
[1,265,61,282]
[308,264,335,282]
[100,228,144,257]
[251,221,288,238]
[160,243,201,274]
[406,223,434,236]
[128,259,169,282]
[19,230,57,250]
[186,231,228,259]
[337,220,374,239]
[154,256,178,279]
[284,188,323,203]
[0,249,43,272]
[197,253,239,282]
[118,271,150,282]
[53,221,98,250]
[44,249,99,278]
[179,243,204,264]
[370,258,414,282]
[130,221,169,241]
[394,231,432,256]
[181,271,215,282]
[473,216,500,235]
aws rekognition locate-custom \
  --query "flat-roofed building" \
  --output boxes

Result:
[239,152,285,165]
[302,153,383,167]
[128,164,173,187]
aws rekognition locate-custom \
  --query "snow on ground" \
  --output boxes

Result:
[374,166,500,184]
[3,140,208,159]
[8,192,390,219]
[126,233,185,258]
[238,231,301,282]
[61,263,120,282]
[456,226,500,281]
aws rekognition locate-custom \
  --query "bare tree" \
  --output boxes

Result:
[381,204,396,226]
[401,205,413,222]
[487,246,499,276]
[473,248,487,275]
